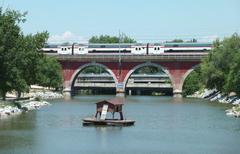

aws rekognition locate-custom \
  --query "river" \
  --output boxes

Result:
[0,95,240,154]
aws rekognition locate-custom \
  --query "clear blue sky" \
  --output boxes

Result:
[1,0,240,43]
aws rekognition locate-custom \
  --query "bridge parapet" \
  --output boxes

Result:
[54,53,208,62]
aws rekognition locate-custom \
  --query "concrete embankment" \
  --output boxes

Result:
[188,89,240,117]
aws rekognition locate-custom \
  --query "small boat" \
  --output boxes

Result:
[83,98,135,126]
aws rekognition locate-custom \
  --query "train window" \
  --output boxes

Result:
[142,47,145,49]
[136,48,138,50]
[62,48,64,51]
[158,47,160,50]
[173,45,179,47]
[100,45,106,48]
[139,48,141,50]
[68,47,71,50]
[154,47,157,50]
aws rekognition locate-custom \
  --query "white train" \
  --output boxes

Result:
[42,43,212,55]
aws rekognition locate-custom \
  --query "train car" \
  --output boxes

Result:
[163,42,212,52]
[87,44,132,54]
[58,45,72,54]
[131,44,148,54]
[41,44,59,54]
[42,42,213,55]
[148,43,165,54]
[58,44,88,55]
[74,44,88,54]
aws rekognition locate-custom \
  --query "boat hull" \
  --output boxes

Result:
[83,118,135,126]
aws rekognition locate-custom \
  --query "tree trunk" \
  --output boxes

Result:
[2,91,6,101]
[17,91,21,99]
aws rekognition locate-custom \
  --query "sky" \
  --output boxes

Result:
[1,0,240,43]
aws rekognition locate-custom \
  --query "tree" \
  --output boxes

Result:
[167,38,197,43]
[81,66,109,74]
[187,38,197,42]
[182,66,203,96]
[15,32,49,86]
[166,39,184,43]
[224,53,240,96]
[0,8,62,100]
[36,56,63,88]
[0,8,26,100]
[89,33,136,43]
[134,66,164,74]
[201,33,240,94]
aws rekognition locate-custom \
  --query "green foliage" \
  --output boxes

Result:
[81,66,109,74]
[134,66,164,74]
[183,66,203,96]
[36,56,63,88]
[0,8,62,100]
[0,8,26,99]
[188,38,197,43]
[167,38,197,43]
[89,33,136,43]
[224,53,240,96]
[166,39,184,43]
[201,33,240,96]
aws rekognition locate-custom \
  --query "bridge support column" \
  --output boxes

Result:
[63,81,72,100]
[116,82,125,97]
[173,89,182,98]
[172,79,183,98]
[63,88,72,100]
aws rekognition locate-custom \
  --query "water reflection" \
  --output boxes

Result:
[0,112,37,152]
[0,112,36,130]
[172,97,184,103]
[95,126,123,132]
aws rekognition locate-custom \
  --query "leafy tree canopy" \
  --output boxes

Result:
[201,33,240,94]
[166,38,197,43]
[89,33,136,43]
[0,8,62,100]
[183,33,240,97]
[80,66,109,74]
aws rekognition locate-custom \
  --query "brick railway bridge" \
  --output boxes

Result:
[55,53,207,98]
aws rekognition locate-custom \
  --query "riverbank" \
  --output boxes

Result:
[0,100,50,119]
[1,87,63,119]
[188,89,240,117]
[25,91,63,100]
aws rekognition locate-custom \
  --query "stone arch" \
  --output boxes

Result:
[69,62,118,91]
[122,62,174,91]
[181,64,200,91]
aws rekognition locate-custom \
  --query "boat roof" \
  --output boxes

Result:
[96,98,124,105]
